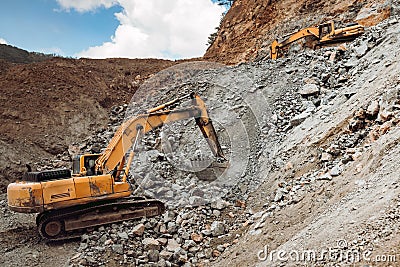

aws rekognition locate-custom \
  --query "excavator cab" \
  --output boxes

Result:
[72,154,101,176]
[319,21,334,39]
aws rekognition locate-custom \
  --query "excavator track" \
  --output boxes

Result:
[36,197,165,241]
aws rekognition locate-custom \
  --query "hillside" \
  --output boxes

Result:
[204,0,393,64]
[0,44,54,63]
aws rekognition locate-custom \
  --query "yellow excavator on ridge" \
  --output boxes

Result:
[270,21,364,59]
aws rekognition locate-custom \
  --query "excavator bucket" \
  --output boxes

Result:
[189,155,229,182]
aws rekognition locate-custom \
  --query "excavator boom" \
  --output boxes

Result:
[96,92,225,173]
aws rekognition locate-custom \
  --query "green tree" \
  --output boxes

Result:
[216,0,234,8]
[207,26,220,46]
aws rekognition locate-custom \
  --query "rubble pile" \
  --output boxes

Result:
[70,202,250,266]
[65,15,400,267]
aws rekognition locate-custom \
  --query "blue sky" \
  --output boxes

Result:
[0,0,121,56]
[0,0,224,59]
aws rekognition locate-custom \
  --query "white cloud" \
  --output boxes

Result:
[56,0,117,12]
[57,0,224,59]
[0,38,8,45]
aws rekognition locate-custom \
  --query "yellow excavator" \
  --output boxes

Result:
[270,21,364,59]
[7,92,227,240]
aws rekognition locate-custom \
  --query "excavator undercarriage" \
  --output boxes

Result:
[37,197,164,240]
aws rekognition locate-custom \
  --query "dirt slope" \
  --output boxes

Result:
[204,0,392,64]
[215,15,400,267]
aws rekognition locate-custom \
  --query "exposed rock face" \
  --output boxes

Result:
[204,0,391,64]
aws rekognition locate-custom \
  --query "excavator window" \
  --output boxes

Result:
[84,155,99,176]
[72,156,81,174]
[319,23,332,39]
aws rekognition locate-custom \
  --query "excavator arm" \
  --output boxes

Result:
[270,27,319,59]
[96,92,226,174]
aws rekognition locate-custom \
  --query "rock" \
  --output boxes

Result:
[204,248,213,259]
[352,151,363,161]
[157,237,168,246]
[355,3,391,27]
[81,234,90,243]
[159,250,173,260]
[167,221,178,234]
[299,84,319,97]
[321,152,332,162]
[131,223,145,236]
[78,242,88,252]
[163,210,176,223]
[379,121,391,135]
[354,41,368,58]
[213,209,221,217]
[143,238,161,250]
[210,221,225,237]
[274,190,284,202]
[148,250,160,262]
[235,199,246,208]
[211,199,230,210]
[176,250,188,263]
[316,172,333,181]
[167,239,181,252]
[189,196,204,206]
[189,246,200,253]
[290,111,311,126]
[344,57,359,68]
[212,250,221,257]
[159,223,167,234]
[182,240,196,250]
[249,229,262,235]
[104,239,113,246]
[216,244,225,252]
[378,110,393,122]
[191,233,203,243]
[302,100,316,113]
[181,231,190,240]
[253,220,265,230]
[117,231,129,240]
[284,161,293,170]
[366,100,379,118]
[201,229,212,236]
[111,244,124,255]
[330,165,342,176]
[378,89,398,122]
[251,211,265,220]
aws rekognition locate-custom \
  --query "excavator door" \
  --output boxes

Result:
[72,154,101,176]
